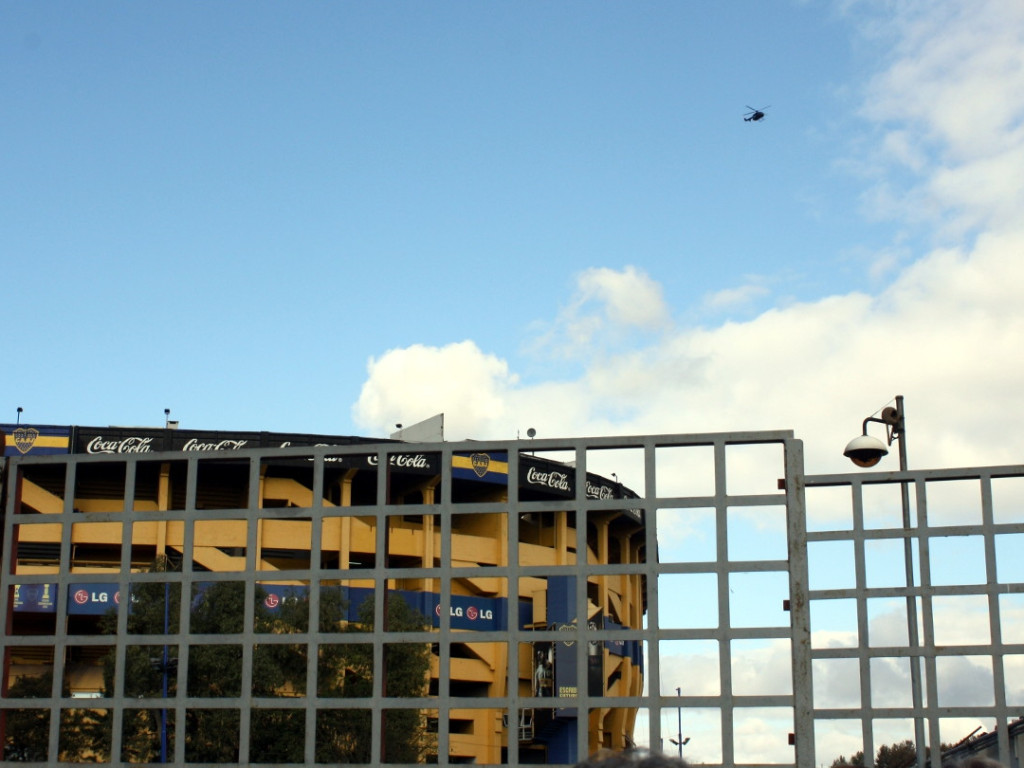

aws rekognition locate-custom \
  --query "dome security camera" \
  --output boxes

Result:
[843,434,889,468]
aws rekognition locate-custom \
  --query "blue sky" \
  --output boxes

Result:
[3,1,927,440]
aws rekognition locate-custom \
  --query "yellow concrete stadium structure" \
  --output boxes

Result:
[1,425,647,764]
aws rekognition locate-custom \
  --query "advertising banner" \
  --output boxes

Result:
[72,427,438,474]
[1,424,71,457]
[13,583,57,612]
[519,456,643,523]
[67,583,121,615]
[547,575,580,716]
[73,428,382,456]
[603,616,632,658]
[452,451,509,485]
[520,456,575,498]
[242,584,512,632]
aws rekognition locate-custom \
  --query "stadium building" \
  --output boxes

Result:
[0,422,647,765]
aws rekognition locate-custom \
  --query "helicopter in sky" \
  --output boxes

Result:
[744,105,769,122]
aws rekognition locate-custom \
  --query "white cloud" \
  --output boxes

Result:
[576,266,671,330]
[866,244,911,281]
[701,279,771,312]
[864,1,1024,157]
[354,219,1024,478]
[351,1,1024,762]
[352,341,518,442]
[525,266,672,359]
[859,0,1024,235]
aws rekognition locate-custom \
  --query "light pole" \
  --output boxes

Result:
[676,687,682,758]
[666,687,689,757]
[843,396,925,767]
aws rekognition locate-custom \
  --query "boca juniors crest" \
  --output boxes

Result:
[13,427,39,454]
[2,424,71,456]
[452,451,509,485]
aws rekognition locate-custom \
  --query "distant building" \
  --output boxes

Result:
[941,718,1024,768]
[0,424,646,764]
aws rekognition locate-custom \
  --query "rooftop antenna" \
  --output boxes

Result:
[16,406,23,425]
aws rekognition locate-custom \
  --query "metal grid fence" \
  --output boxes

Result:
[803,464,1024,768]
[1,432,1020,768]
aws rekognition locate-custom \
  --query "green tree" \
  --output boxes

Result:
[831,740,922,768]
[831,751,866,767]
[3,672,53,762]
[876,740,917,768]
[4,670,110,763]
[314,591,434,764]
[58,707,111,763]
[99,555,180,763]
[185,580,246,763]
[85,561,433,764]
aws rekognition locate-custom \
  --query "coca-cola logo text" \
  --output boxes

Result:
[586,481,614,499]
[526,466,570,491]
[86,436,154,454]
[367,454,429,469]
[182,439,248,451]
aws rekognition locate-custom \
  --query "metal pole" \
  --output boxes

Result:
[161,580,169,763]
[676,686,682,758]
[894,397,926,768]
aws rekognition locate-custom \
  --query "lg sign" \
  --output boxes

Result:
[435,603,493,621]
[73,589,119,605]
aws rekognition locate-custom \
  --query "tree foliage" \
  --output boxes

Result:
[831,740,919,768]
[4,670,111,762]
[314,591,434,764]
[3,672,53,762]
[876,741,919,768]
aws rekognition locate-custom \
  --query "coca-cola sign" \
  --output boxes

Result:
[525,466,571,492]
[74,428,383,457]
[86,436,154,454]
[364,450,436,475]
[367,453,430,469]
[586,480,615,499]
[85,435,252,454]
[518,456,574,498]
[182,438,249,451]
